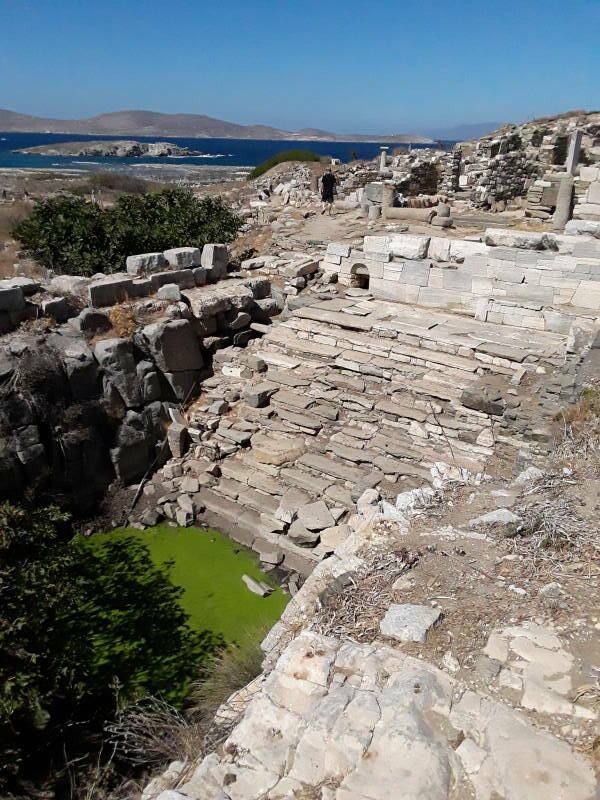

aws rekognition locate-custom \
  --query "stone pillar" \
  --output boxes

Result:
[368,205,381,221]
[381,181,395,218]
[379,146,389,173]
[310,174,319,193]
[552,174,574,230]
[565,130,583,175]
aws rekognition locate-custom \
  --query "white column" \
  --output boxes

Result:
[379,146,389,173]
[565,130,583,175]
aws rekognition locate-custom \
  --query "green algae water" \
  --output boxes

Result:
[93,525,288,642]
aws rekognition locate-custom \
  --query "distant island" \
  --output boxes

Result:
[16,139,202,157]
[0,108,434,144]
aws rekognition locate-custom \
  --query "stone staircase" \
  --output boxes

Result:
[172,291,569,577]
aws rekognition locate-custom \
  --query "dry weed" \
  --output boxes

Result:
[312,546,418,642]
[107,698,203,768]
[109,303,138,339]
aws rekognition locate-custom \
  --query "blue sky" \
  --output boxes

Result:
[0,0,598,134]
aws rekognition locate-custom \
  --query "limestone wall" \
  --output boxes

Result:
[321,230,600,333]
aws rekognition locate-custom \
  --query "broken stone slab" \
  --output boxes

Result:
[241,574,272,597]
[379,603,442,643]
[275,486,311,524]
[296,500,335,532]
[88,275,134,306]
[287,519,320,546]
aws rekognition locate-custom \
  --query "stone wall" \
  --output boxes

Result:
[320,230,600,333]
[0,274,279,509]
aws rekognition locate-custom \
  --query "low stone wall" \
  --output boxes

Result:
[320,230,600,333]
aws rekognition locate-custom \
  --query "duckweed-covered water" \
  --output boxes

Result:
[94,524,288,642]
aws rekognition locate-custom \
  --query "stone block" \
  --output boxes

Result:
[163,247,201,269]
[388,234,430,260]
[326,242,351,258]
[587,182,600,204]
[0,286,25,312]
[192,266,208,286]
[397,260,430,286]
[126,252,167,275]
[572,281,600,309]
[49,275,89,297]
[201,244,229,279]
[442,270,472,291]
[428,237,451,262]
[449,239,486,263]
[580,166,600,182]
[88,276,134,307]
[484,229,546,250]
[417,287,463,308]
[150,270,195,292]
[41,296,75,322]
[142,319,204,372]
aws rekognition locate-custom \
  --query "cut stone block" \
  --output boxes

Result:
[126,252,167,275]
[163,247,201,269]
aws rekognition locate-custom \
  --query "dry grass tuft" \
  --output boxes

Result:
[109,303,138,339]
[552,385,600,468]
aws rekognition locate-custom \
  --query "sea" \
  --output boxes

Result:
[0,131,450,175]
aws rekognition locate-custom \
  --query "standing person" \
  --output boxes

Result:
[320,168,336,215]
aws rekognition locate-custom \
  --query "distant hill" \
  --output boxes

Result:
[0,108,433,144]
[422,122,504,141]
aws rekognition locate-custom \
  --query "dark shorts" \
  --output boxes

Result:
[321,191,334,203]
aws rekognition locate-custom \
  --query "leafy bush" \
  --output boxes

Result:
[247,149,321,180]
[12,189,242,276]
[0,502,223,795]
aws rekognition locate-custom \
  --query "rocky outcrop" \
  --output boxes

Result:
[0,250,281,509]
[17,140,203,157]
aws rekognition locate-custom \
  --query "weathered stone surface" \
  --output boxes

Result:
[163,247,201,269]
[94,338,142,407]
[201,244,229,279]
[142,319,204,373]
[297,500,335,531]
[379,603,442,642]
[126,252,167,275]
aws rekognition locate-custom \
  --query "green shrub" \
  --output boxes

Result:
[247,149,321,180]
[12,189,242,276]
[0,501,223,794]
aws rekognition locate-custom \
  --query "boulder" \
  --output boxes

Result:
[142,319,204,373]
[76,308,111,335]
[94,338,142,407]
[0,286,25,312]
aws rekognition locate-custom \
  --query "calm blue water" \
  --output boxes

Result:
[0,131,448,173]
